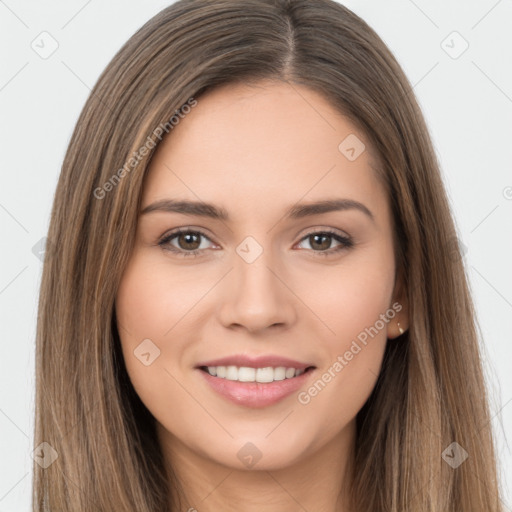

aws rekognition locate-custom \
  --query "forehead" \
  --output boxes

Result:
[142,80,388,225]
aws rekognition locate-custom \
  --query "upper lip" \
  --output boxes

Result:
[195,354,315,370]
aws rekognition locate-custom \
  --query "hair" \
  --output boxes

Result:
[33,0,505,510]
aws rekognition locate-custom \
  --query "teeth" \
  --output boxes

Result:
[206,365,307,383]
[238,367,256,382]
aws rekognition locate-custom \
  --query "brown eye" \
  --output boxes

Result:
[158,229,214,257]
[308,233,332,251]
[296,230,354,256]
[175,232,202,251]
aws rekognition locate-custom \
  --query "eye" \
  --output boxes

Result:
[295,229,354,256]
[158,228,215,257]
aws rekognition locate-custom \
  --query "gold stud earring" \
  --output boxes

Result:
[397,321,404,335]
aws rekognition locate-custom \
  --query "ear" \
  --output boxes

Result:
[387,267,409,339]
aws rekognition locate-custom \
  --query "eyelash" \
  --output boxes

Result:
[157,228,354,258]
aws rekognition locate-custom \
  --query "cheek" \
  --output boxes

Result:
[114,254,214,411]
[299,251,395,349]
[115,261,166,342]
[292,250,395,421]
[115,253,202,341]
[114,256,179,400]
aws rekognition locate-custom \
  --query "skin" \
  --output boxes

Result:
[115,79,409,512]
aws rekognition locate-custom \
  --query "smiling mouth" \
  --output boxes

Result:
[198,365,316,383]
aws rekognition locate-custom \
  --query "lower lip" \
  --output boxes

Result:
[197,368,315,408]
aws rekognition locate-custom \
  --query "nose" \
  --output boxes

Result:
[217,249,297,333]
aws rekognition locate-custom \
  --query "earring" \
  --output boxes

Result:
[397,321,404,335]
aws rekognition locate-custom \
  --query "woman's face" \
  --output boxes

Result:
[115,80,407,471]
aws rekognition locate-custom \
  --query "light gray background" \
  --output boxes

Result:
[0,1,511,510]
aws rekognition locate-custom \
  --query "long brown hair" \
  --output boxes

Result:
[33,0,504,510]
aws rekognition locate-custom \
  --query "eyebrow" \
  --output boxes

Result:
[140,198,375,223]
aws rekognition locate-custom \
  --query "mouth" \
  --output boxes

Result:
[198,365,316,383]
[196,364,317,408]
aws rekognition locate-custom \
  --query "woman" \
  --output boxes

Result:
[33,0,504,510]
